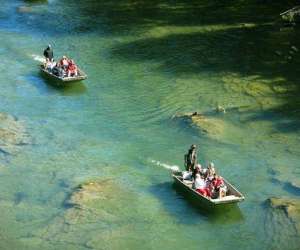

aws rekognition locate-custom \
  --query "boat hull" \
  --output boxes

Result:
[172,172,244,210]
[40,65,87,86]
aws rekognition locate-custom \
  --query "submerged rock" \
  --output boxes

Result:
[64,178,137,225]
[32,178,141,247]
[267,197,300,232]
[222,73,288,111]
[0,112,30,155]
[290,180,300,191]
[66,179,122,210]
[172,112,227,141]
[263,197,300,249]
[271,163,300,193]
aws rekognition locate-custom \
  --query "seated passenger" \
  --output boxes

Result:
[52,62,64,77]
[44,60,52,71]
[206,162,216,182]
[60,56,69,70]
[212,174,227,198]
[200,166,208,177]
[67,60,78,77]
[182,171,192,180]
[206,180,215,198]
[192,164,201,180]
[193,173,211,197]
[45,60,56,72]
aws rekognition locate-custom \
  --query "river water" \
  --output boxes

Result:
[0,0,300,249]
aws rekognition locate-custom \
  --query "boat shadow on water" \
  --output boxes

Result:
[172,182,244,224]
[38,72,87,96]
[149,182,244,225]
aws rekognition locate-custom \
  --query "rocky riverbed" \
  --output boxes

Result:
[0,112,30,156]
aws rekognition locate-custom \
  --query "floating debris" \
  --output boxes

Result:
[291,46,299,52]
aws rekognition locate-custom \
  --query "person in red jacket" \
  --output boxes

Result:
[212,174,227,198]
[67,60,78,77]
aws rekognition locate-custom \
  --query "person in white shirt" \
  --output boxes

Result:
[206,162,216,182]
[193,173,212,197]
[193,173,206,190]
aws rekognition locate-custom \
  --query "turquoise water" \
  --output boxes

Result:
[0,0,300,249]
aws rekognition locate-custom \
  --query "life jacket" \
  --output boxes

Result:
[70,63,76,70]
[213,178,224,189]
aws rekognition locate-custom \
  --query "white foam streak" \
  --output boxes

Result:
[31,54,45,63]
[151,159,180,172]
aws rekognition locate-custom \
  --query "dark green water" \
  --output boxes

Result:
[0,0,300,249]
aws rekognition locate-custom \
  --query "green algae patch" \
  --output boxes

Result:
[190,115,225,139]
[268,197,300,233]
[0,199,56,250]
[173,112,245,144]
[264,196,300,250]
[222,73,290,111]
[271,160,300,192]
[66,178,134,214]
[145,23,259,40]
[30,178,145,249]
[0,112,31,155]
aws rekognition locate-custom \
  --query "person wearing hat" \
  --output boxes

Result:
[184,144,197,172]
[43,44,54,62]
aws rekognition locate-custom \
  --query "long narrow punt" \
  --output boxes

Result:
[172,172,244,208]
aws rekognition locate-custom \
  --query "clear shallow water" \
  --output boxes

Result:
[0,0,300,249]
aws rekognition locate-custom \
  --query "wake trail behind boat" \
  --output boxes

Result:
[31,54,45,63]
[151,160,180,172]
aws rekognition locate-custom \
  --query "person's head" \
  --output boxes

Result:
[62,55,67,59]
[191,144,196,150]
[196,164,202,170]
[215,174,221,180]
[47,44,51,49]
[208,162,214,169]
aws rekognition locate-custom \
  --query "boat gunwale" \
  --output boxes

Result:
[172,173,245,205]
[40,65,87,82]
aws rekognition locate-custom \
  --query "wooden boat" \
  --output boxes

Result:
[172,171,244,209]
[40,64,87,84]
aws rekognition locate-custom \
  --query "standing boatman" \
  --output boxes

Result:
[184,144,197,171]
[43,44,54,62]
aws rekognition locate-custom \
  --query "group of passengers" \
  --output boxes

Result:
[183,144,227,199]
[43,45,78,78]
